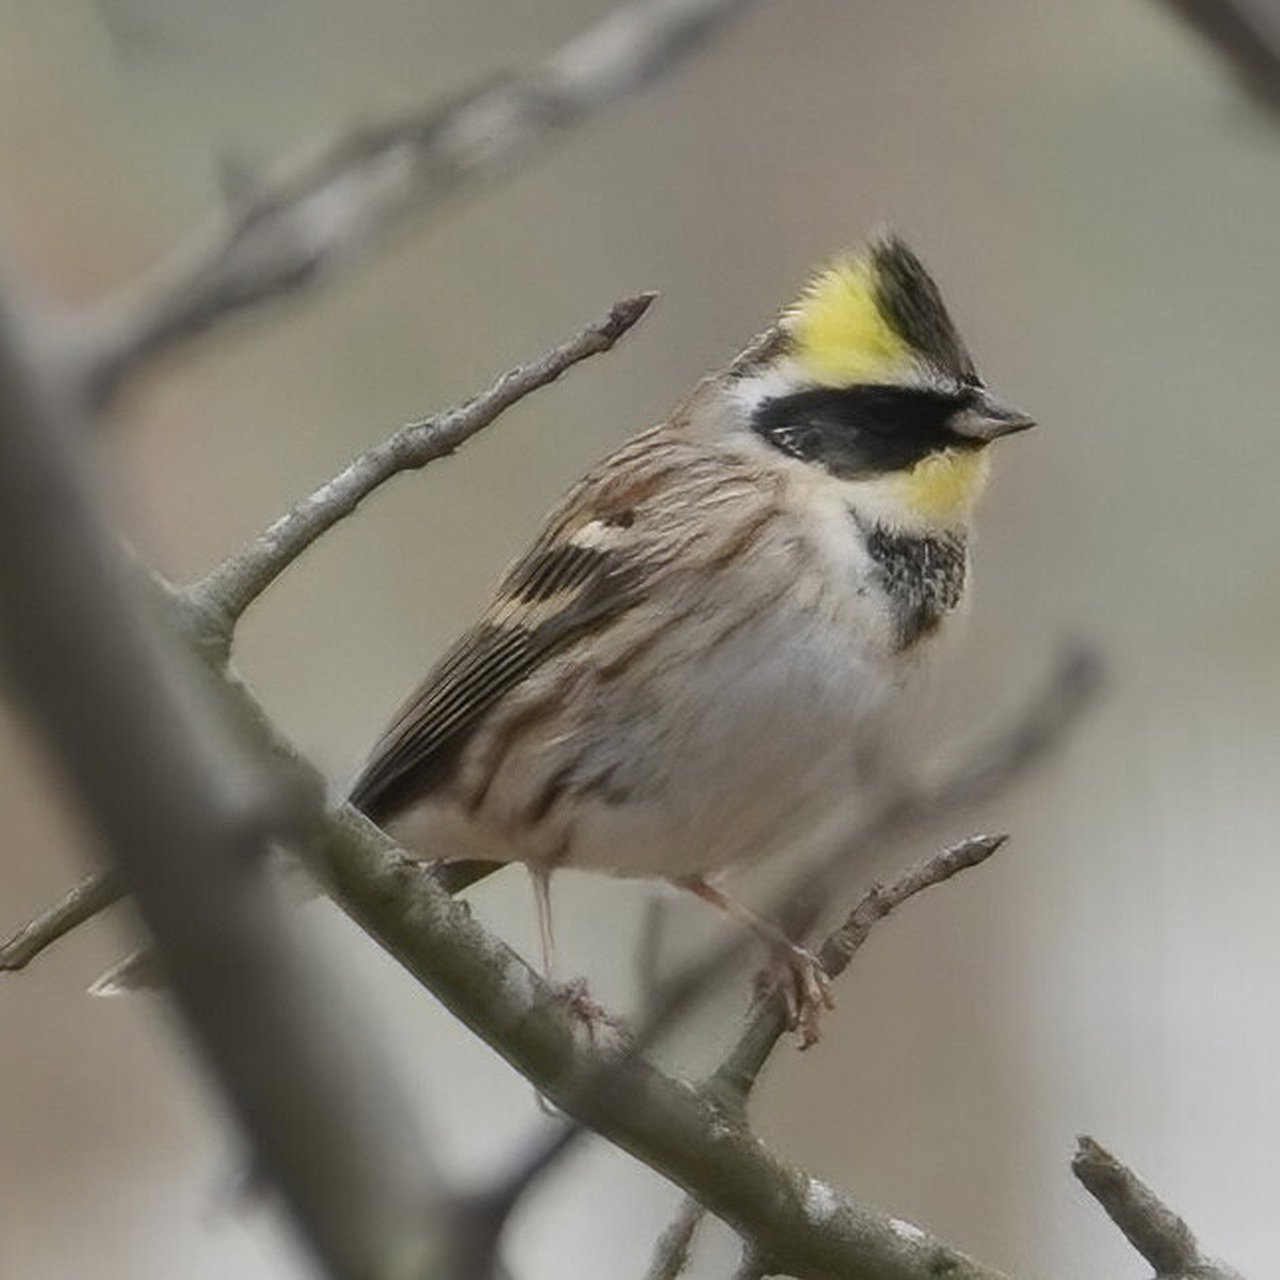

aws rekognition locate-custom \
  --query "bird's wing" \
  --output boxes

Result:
[348,426,724,822]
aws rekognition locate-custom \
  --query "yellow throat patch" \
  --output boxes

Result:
[891,448,991,525]
[785,255,911,385]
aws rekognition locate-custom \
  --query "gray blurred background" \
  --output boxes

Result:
[2,2,1278,1277]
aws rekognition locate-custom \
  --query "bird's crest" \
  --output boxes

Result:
[784,235,976,387]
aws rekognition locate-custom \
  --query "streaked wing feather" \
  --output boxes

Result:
[348,426,758,824]
[348,534,641,821]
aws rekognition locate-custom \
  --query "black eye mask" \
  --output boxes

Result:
[751,385,979,479]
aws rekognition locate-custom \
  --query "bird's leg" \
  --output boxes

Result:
[676,875,834,1049]
[530,864,557,984]
[527,865,613,1037]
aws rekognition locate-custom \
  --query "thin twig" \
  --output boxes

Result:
[77,0,758,403]
[1072,1137,1247,1280]
[1157,0,1280,120]
[0,854,503,976]
[713,833,1009,1101]
[1,289,635,962]
[0,870,123,971]
[644,834,1008,1274]
[187,291,655,635]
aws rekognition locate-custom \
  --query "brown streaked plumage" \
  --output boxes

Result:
[348,236,1033,1043]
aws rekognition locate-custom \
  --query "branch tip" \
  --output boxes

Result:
[1072,1135,1243,1280]
[602,290,659,341]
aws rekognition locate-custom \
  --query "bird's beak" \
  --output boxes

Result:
[950,389,1036,443]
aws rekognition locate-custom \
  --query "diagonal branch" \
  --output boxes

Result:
[317,803,1013,1280]
[1072,1137,1247,1280]
[640,834,1008,1274]
[187,291,654,636]
[641,834,1009,1278]
[712,833,1010,1104]
[77,0,758,404]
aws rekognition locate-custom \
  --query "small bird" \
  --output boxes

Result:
[349,235,1033,1041]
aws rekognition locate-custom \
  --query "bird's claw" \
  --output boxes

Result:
[756,943,835,1049]
[557,976,626,1041]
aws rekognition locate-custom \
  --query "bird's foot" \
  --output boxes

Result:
[556,977,626,1041]
[755,940,834,1050]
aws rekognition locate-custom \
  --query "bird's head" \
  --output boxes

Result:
[720,235,1033,531]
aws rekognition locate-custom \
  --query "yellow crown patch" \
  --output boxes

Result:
[785,255,911,386]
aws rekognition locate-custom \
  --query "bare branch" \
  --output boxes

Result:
[0,870,122,971]
[0,284,445,1278]
[643,1199,706,1280]
[1072,1137,1247,1280]
[316,806,1013,1280]
[77,0,758,402]
[713,833,1009,1104]
[188,291,655,635]
[1157,0,1280,121]
[642,834,1009,1273]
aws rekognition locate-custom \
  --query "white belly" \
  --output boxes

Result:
[560,590,898,877]
[383,458,948,882]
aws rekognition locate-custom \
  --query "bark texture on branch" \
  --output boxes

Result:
[1073,1137,1247,1280]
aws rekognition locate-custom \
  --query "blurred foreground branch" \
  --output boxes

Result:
[0,287,446,1278]
[0,4,762,1277]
